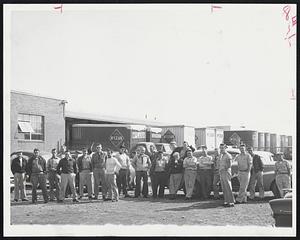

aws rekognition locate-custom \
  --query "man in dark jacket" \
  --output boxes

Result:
[168,152,184,199]
[26,148,49,204]
[57,150,79,203]
[248,147,264,200]
[11,151,28,202]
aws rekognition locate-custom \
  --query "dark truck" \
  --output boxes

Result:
[70,124,147,152]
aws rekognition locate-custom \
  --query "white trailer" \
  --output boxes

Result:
[195,127,224,150]
[159,125,195,147]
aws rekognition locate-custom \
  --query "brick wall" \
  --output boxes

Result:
[11,92,65,153]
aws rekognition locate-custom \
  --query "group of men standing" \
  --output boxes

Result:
[11,141,291,207]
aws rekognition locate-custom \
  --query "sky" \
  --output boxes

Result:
[6,4,296,135]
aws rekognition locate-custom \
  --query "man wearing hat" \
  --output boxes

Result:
[219,144,235,207]
[235,144,252,204]
[274,152,291,198]
[183,147,198,200]
[247,147,264,200]
[196,145,214,200]
[150,150,168,198]
[115,144,131,198]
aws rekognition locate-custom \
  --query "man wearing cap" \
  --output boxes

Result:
[132,146,151,198]
[274,152,291,198]
[115,145,130,198]
[235,144,252,204]
[219,144,235,207]
[150,150,168,198]
[168,152,184,199]
[47,148,61,202]
[77,148,93,200]
[57,150,79,203]
[91,144,108,200]
[248,147,264,200]
[26,148,49,204]
[183,147,198,200]
[212,148,221,199]
[11,151,28,202]
[197,146,214,200]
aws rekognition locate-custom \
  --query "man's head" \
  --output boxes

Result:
[173,152,180,160]
[107,149,113,158]
[131,151,137,158]
[186,147,192,157]
[219,144,227,153]
[170,141,177,150]
[65,150,71,159]
[157,150,163,159]
[183,141,189,149]
[82,148,88,156]
[201,145,208,155]
[33,148,40,157]
[276,152,284,161]
[139,146,145,155]
[150,145,156,153]
[239,144,246,154]
[120,145,126,154]
[17,151,23,158]
[96,144,102,153]
[214,148,220,155]
[51,148,57,157]
[247,147,254,156]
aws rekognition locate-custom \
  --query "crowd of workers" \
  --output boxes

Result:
[11,141,291,207]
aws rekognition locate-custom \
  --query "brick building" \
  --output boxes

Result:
[10,91,66,153]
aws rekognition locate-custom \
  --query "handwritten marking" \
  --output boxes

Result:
[211,5,222,13]
[54,4,63,14]
[283,5,296,47]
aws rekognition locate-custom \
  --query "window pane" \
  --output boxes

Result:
[32,134,44,141]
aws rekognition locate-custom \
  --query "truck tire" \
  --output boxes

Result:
[271,181,281,198]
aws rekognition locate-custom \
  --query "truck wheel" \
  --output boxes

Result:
[271,181,281,198]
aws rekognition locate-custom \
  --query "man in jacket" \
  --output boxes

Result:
[47,148,61,201]
[150,150,168,198]
[219,144,235,207]
[26,148,49,204]
[91,144,108,200]
[132,146,151,198]
[235,144,252,204]
[168,152,184,199]
[77,148,93,200]
[248,147,264,200]
[11,151,28,202]
[56,150,79,203]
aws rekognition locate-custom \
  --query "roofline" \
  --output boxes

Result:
[159,125,195,128]
[66,110,168,127]
[72,124,146,129]
[11,90,67,102]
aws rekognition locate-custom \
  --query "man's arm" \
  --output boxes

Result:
[11,158,16,175]
[56,159,62,174]
[248,155,253,172]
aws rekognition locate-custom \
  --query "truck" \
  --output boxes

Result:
[159,125,195,147]
[224,130,258,150]
[146,127,162,143]
[70,124,147,152]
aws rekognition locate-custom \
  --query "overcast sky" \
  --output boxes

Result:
[7,4,296,135]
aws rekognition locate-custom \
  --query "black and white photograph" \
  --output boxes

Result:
[3,2,296,237]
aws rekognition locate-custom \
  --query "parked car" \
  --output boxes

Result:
[269,190,292,227]
[192,147,283,198]
[155,143,172,156]
[10,151,52,193]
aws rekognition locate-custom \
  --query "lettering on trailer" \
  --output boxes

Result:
[162,130,176,143]
[109,129,125,147]
[132,131,146,139]
[151,133,161,139]
[229,133,241,146]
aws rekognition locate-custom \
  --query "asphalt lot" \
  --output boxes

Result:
[10,189,275,226]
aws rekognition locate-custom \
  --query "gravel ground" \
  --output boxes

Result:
[10,189,275,226]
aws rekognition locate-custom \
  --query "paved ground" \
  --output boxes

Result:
[10,189,275,226]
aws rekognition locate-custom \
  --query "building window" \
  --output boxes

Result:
[18,113,44,141]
